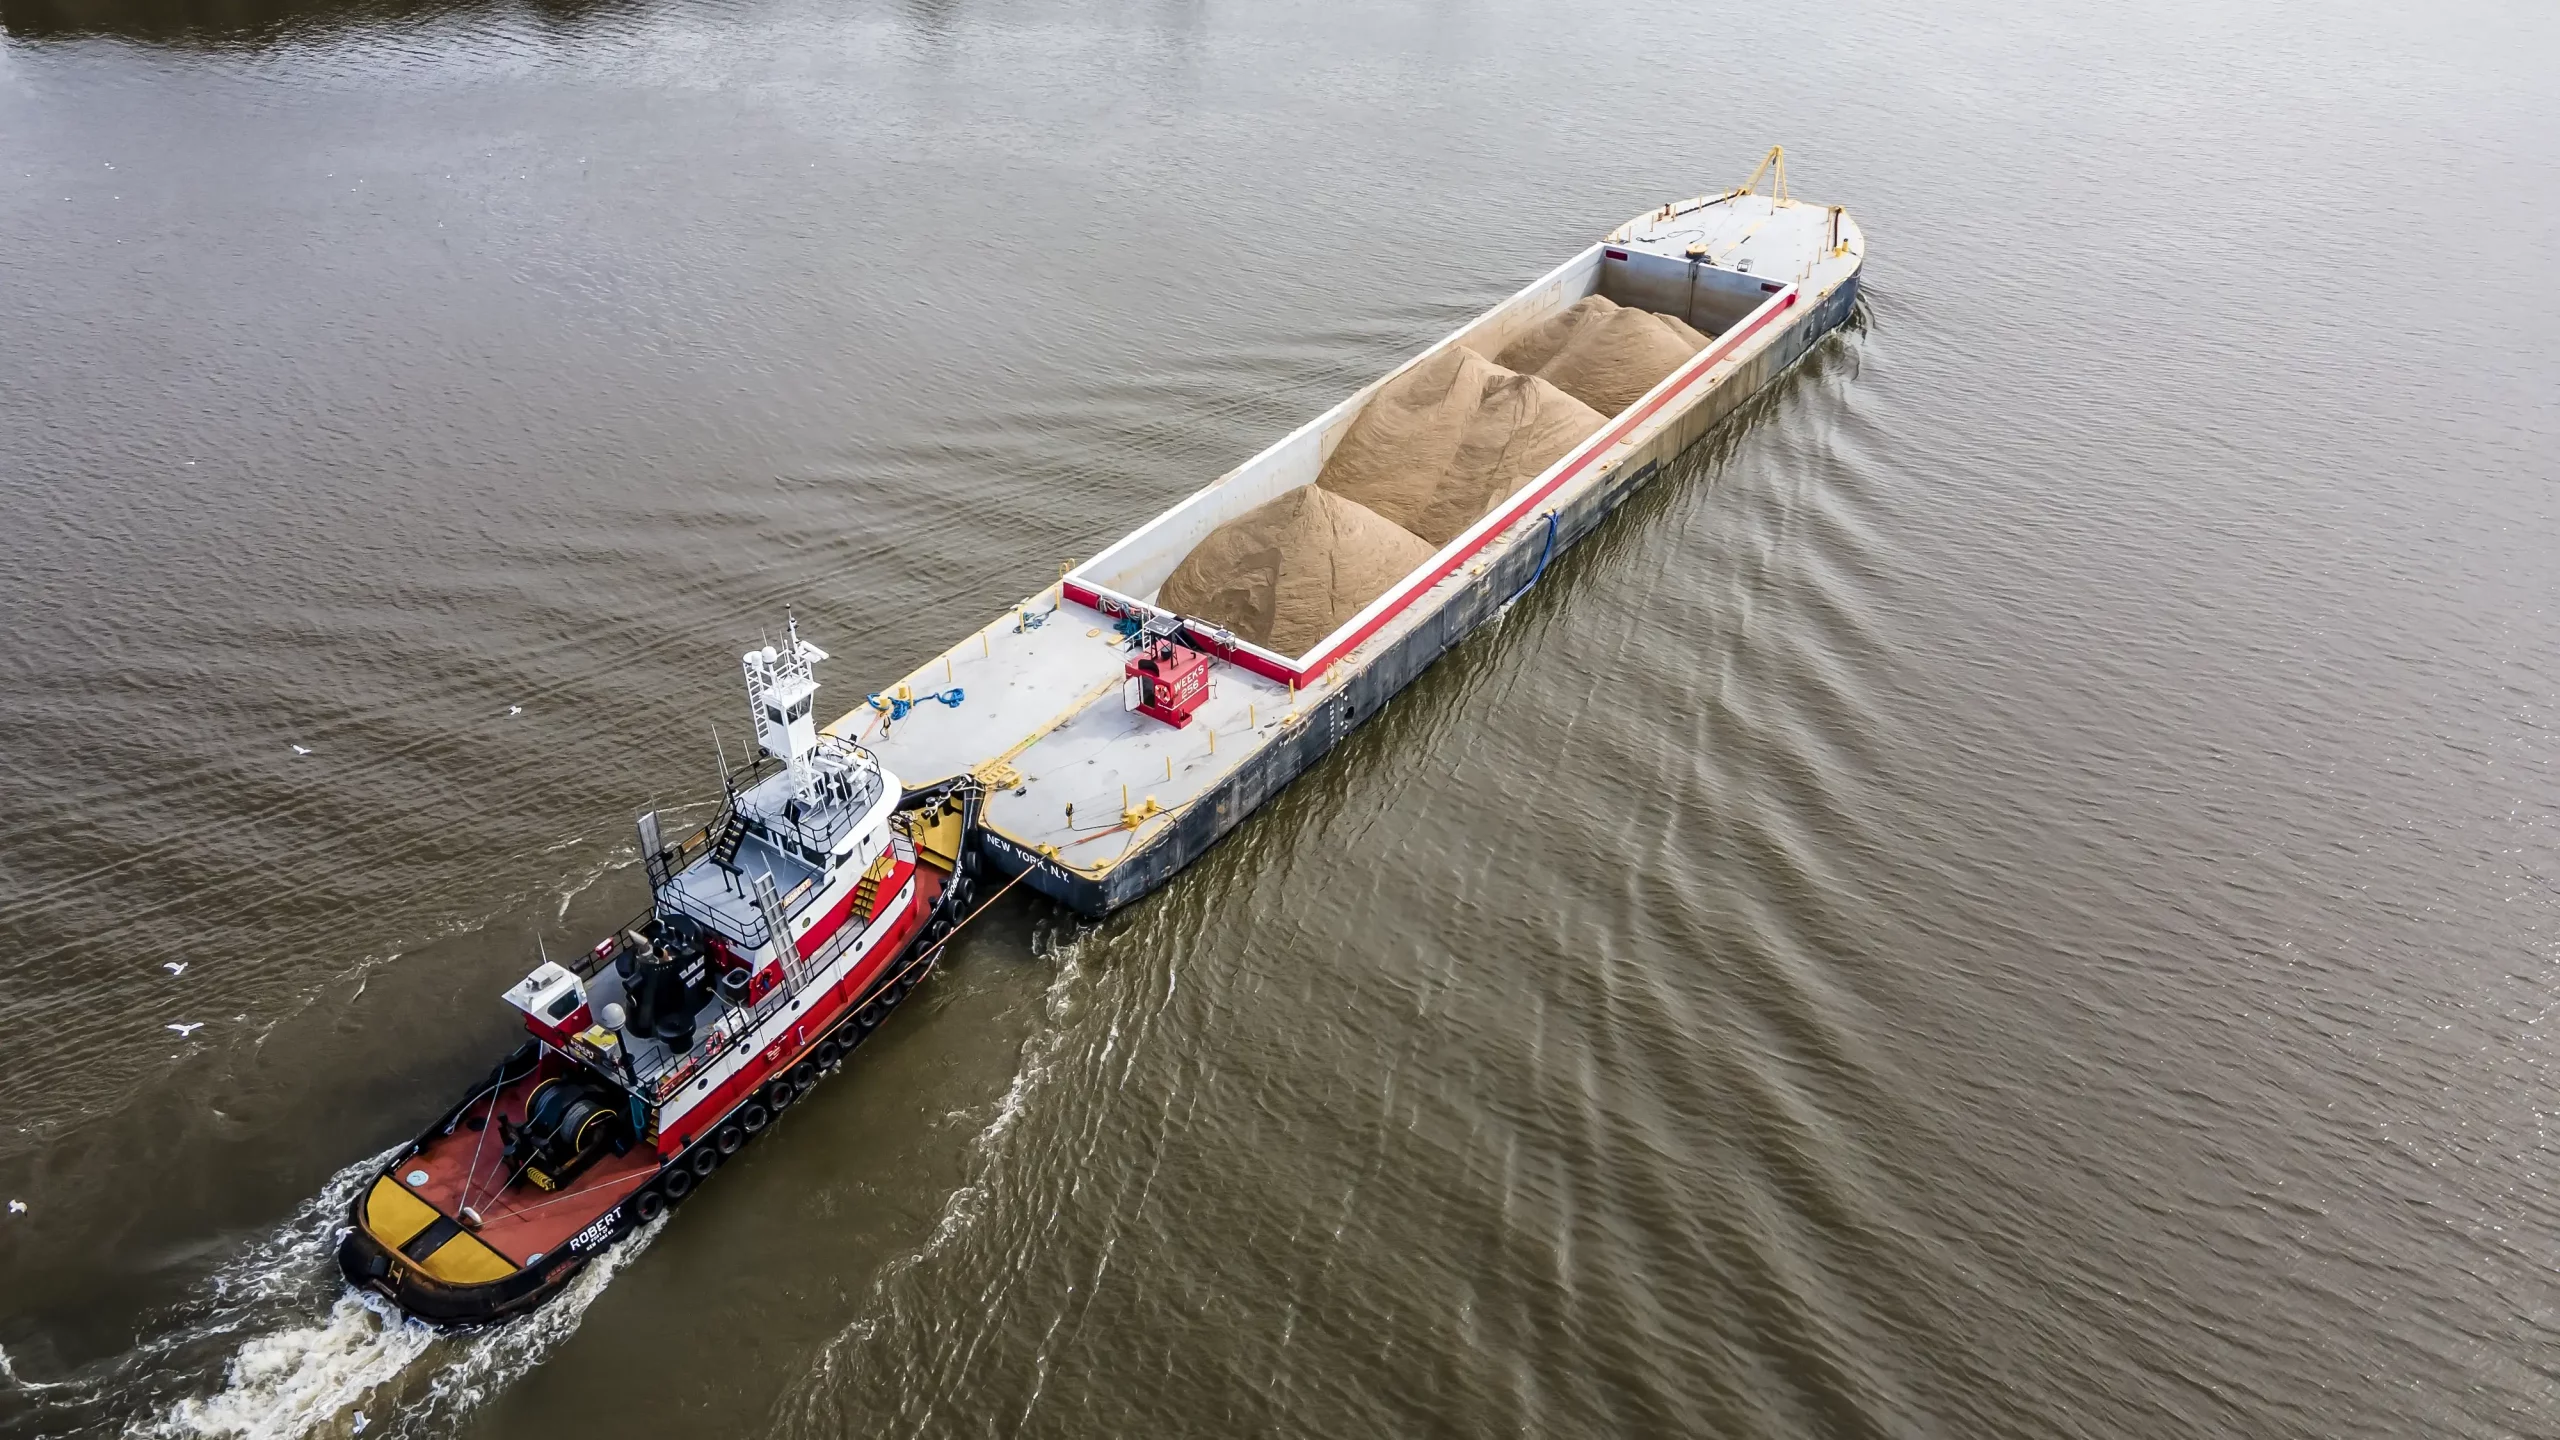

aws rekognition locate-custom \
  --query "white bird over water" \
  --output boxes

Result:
[7,1200,24,1214]
[164,961,186,976]
[507,704,523,716]
[291,744,312,756]
[167,1022,203,1037]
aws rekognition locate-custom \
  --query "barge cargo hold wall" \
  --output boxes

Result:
[976,269,1861,917]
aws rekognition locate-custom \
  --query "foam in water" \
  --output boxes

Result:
[137,1146,664,1440]
[155,1293,435,1440]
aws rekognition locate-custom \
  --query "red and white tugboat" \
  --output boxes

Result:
[338,620,983,1326]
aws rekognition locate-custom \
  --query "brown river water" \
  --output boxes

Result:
[2,1,2555,1436]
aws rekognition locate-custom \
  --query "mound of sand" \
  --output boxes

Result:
[1314,347,1604,545]
[1661,312,1715,349]
[1155,486,1436,656]
[1494,294,1616,376]
[1495,294,1709,417]
[1308,346,1500,531]
[1405,371,1603,544]
[1154,300,1708,657]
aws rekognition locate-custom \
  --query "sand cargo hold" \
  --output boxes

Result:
[842,150,1865,917]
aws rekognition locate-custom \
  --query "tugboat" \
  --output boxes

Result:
[337,620,983,1325]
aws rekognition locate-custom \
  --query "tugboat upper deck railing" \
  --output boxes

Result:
[625,845,912,1097]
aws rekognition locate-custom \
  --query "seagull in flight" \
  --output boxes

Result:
[291,745,312,756]
[7,1200,24,1214]
[507,704,523,717]
[165,961,187,976]
[167,1022,204,1037]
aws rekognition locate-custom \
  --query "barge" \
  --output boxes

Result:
[853,152,1863,916]
[338,151,1862,1325]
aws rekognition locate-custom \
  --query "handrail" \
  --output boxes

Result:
[634,865,916,1099]
[654,885,769,950]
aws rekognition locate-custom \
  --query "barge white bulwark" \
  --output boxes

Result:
[845,154,1864,918]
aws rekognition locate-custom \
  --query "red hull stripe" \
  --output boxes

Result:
[794,855,912,960]
[657,882,930,1156]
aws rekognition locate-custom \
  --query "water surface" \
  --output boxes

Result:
[1,1,2555,1435]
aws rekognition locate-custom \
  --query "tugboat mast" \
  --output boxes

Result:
[742,615,829,801]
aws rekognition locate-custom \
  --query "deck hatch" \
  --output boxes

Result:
[400,1215,463,1261]
[362,1175,441,1249]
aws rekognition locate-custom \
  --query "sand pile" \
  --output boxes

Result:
[1313,347,1604,545]
[1156,485,1436,656]
[1156,301,1703,655]
[1496,294,1709,416]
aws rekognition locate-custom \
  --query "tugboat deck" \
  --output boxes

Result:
[386,1077,658,1267]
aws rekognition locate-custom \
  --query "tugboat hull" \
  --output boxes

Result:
[338,780,980,1328]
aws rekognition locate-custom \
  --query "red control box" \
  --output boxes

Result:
[1125,638,1210,728]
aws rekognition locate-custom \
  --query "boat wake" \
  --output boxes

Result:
[106,1148,660,1440]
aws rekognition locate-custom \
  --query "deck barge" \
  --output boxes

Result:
[836,162,1865,917]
